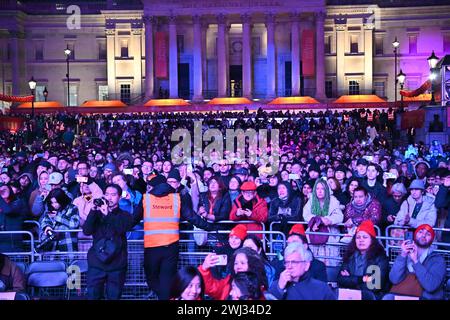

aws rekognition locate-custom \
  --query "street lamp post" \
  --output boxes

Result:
[43,86,48,102]
[397,69,406,111]
[392,37,400,105]
[28,77,36,119]
[427,50,439,106]
[64,45,72,107]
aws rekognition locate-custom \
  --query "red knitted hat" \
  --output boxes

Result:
[356,220,376,238]
[414,224,435,242]
[289,224,306,237]
[240,181,257,191]
[229,224,248,241]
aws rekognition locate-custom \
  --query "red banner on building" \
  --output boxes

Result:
[401,109,426,130]
[301,29,315,77]
[155,32,168,79]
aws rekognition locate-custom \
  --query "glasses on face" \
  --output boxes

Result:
[284,260,304,267]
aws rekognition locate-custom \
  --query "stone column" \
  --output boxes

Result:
[291,13,300,96]
[106,20,116,98]
[315,11,326,100]
[9,31,20,96]
[335,17,347,96]
[169,15,178,98]
[131,21,143,96]
[364,19,374,94]
[143,15,154,99]
[193,15,203,102]
[201,20,208,98]
[217,14,227,97]
[265,13,276,99]
[242,14,252,98]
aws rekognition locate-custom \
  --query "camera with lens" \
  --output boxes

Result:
[35,230,56,252]
[93,198,106,207]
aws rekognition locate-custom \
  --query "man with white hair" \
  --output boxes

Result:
[268,242,336,300]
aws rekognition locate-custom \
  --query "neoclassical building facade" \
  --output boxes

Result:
[0,0,449,110]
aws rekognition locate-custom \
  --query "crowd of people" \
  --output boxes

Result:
[0,107,449,300]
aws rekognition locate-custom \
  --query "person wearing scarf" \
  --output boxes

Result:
[303,179,343,266]
[343,186,382,229]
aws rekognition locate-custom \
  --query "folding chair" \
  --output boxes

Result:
[27,261,68,300]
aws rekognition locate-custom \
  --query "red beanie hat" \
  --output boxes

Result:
[289,224,306,237]
[230,224,248,241]
[356,220,376,238]
[414,224,435,242]
[240,181,257,191]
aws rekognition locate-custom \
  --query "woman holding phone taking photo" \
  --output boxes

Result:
[198,247,267,300]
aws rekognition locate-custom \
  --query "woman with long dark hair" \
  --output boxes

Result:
[242,235,276,288]
[327,177,349,207]
[229,271,263,300]
[337,220,389,300]
[170,266,205,300]
[198,177,231,223]
[198,247,267,300]
[39,188,80,252]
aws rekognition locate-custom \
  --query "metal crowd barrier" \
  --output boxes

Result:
[0,230,35,263]
[269,221,381,237]
[7,223,450,299]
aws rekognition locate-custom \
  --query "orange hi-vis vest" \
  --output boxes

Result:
[388,111,395,120]
[143,193,181,248]
[343,114,349,122]
[367,113,373,122]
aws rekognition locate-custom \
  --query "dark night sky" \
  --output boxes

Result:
[15,0,450,7]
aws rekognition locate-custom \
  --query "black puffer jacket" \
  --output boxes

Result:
[268,182,302,234]
[83,207,134,272]
[198,191,232,222]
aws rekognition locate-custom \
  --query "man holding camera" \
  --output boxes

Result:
[387,224,446,300]
[83,184,135,300]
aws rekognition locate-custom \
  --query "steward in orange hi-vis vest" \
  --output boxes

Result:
[143,193,181,248]
[133,171,217,300]
[388,110,395,121]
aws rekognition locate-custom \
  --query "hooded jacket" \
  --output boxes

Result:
[133,182,216,233]
[0,197,28,253]
[268,182,303,233]
[394,195,437,228]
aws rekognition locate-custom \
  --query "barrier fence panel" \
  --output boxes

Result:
[8,224,450,300]
[1,230,35,264]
